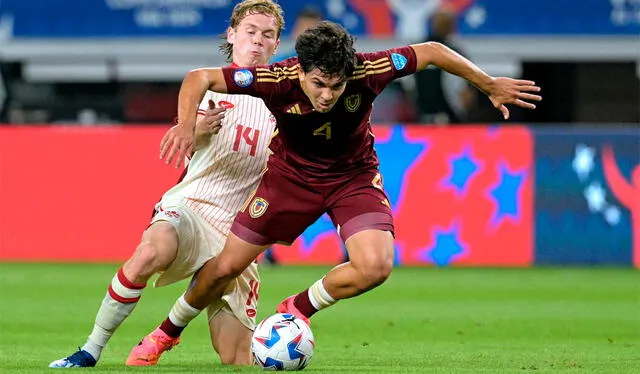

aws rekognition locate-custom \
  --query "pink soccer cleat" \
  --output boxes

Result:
[125,328,180,366]
[276,295,311,326]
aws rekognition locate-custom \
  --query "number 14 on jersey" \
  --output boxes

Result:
[233,125,260,156]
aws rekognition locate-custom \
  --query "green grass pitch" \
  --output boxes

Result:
[0,264,637,373]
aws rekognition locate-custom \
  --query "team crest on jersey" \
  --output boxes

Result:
[344,94,361,112]
[391,53,407,70]
[234,69,254,87]
[249,197,269,218]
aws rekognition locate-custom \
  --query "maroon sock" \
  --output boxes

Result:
[159,317,185,338]
[293,289,319,318]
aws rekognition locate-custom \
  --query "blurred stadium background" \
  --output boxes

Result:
[0,1,638,372]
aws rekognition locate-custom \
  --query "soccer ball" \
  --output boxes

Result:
[251,313,315,371]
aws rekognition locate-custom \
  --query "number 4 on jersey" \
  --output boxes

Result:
[233,125,261,156]
[313,122,332,140]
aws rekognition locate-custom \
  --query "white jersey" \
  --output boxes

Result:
[159,90,276,236]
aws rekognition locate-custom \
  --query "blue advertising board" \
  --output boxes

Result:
[0,0,638,38]
[534,129,639,266]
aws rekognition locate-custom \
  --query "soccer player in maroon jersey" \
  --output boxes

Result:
[152,20,541,354]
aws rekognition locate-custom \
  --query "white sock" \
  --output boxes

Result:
[168,294,202,327]
[83,268,145,361]
[307,278,337,311]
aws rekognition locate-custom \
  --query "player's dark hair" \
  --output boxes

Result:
[295,21,356,80]
[219,0,285,62]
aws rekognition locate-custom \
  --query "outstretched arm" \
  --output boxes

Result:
[160,68,228,168]
[410,42,542,119]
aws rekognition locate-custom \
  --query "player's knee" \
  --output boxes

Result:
[233,354,252,366]
[214,257,245,281]
[193,258,239,293]
[217,350,236,365]
[126,241,166,279]
[218,350,251,366]
[214,340,251,366]
[362,261,393,288]
[355,252,393,290]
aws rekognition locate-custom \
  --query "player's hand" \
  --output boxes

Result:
[159,122,195,169]
[487,78,542,120]
[196,100,226,136]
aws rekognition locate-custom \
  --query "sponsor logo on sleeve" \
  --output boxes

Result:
[234,69,254,87]
[391,53,407,70]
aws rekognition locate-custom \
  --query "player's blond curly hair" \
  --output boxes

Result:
[220,0,285,62]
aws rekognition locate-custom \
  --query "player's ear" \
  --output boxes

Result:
[226,27,235,44]
[296,64,305,81]
[273,39,280,55]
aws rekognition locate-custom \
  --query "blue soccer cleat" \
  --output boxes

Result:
[49,348,97,368]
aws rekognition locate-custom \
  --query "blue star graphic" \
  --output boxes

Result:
[422,223,466,266]
[299,214,336,254]
[488,162,526,227]
[254,324,282,349]
[374,126,429,210]
[286,331,306,361]
[263,358,284,370]
[442,145,480,197]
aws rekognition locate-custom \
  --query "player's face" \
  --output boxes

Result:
[228,13,280,67]
[299,68,348,113]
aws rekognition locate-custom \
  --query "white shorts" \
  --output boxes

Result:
[150,202,259,330]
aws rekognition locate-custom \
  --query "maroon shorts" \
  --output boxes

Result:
[231,165,394,246]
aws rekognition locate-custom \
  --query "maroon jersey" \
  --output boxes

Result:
[221,46,418,178]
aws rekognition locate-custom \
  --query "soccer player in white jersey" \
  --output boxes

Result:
[48,0,284,368]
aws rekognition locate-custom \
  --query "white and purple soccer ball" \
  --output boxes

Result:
[251,313,315,371]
